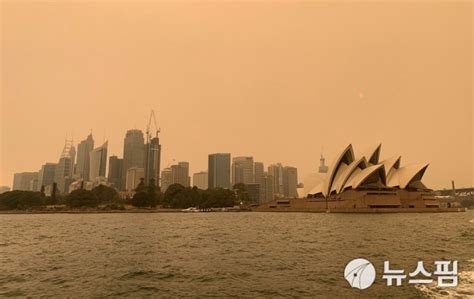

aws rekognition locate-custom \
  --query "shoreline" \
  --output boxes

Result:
[0,207,469,214]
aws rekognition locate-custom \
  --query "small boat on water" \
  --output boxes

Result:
[181,207,200,213]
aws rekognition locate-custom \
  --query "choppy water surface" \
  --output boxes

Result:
[1,211,473,297]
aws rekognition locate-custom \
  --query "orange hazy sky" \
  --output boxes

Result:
[1,1,472,189]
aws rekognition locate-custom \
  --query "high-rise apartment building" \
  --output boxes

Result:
[75,134,94,181]
[108,156,123,190]
[192,171,208,190]
[283,166,298,198]
[208,153,231,189]
[232,156,254,185]
[121,129,145,190]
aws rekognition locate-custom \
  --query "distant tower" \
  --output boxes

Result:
[54,138,76,194]
[318,154,328,173]
[108,156,123,190]
[144,110,161,187]
[75,133,94,181]
[208,153,231,189]
[232,156,254,185]
[121,129,145,190]
[89,141,108,181]
[268,163,284,196]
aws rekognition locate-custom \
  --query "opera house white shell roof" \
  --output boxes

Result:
[308,144,430,198]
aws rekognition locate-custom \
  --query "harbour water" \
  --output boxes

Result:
[1,211,473,297]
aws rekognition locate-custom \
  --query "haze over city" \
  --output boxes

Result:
[1,1,472,189]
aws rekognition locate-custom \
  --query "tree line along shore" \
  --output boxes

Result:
[0,178,254,212]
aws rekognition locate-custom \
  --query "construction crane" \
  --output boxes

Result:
[144,109,161,184]
[146,109,160,143]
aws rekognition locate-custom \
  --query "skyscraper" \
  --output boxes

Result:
[283,166,298,198]
[54,139,76,194]
[192,171,208,190]
[12,172,38,191]
[89,141,108,181]
[208,153,231,189]
[171,162,190,187]
[268,163,284,196]
[260,174,274,203]
[160,168,173,192]
[232,156,254,185]
[75,134,94,181]
[121,129,145,190]
[254,162,264,185]
[144,136,161,185]
[245,183,260,203]
[38,163,57,190]
[108,156,123,190]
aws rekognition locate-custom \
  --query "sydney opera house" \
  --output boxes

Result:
[256,144,463,212]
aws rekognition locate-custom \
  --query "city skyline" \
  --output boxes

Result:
[3,120,473,190]
[1,2,472,190]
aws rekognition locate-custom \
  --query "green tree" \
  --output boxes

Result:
[135,178,147,193]
[91,184,119,203]
[131,191,149,207]
[0,191,44,210]
[163,184,186,207]
[66,189,99,208]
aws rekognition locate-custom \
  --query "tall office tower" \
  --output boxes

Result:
[268,163,284,196]
[12,172,38,191]
[108,156,123,190]
[145,136,161,185]
[54,139,76,194]
[38,163,57,190]
[89,141,108,181]
[318,154,328,173]
[254,162,264,185]
[121,129,145,190]
[283,166,298,198]
[260,174,274,203]
[232,156,254,185]
[75,134,94,181]
[160,168,173,192]
[208,153,231,189]
[125,167,145,192]
[192,171,208,190]
[171,162,190,187]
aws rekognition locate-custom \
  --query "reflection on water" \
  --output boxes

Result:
[0,211,473,297]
